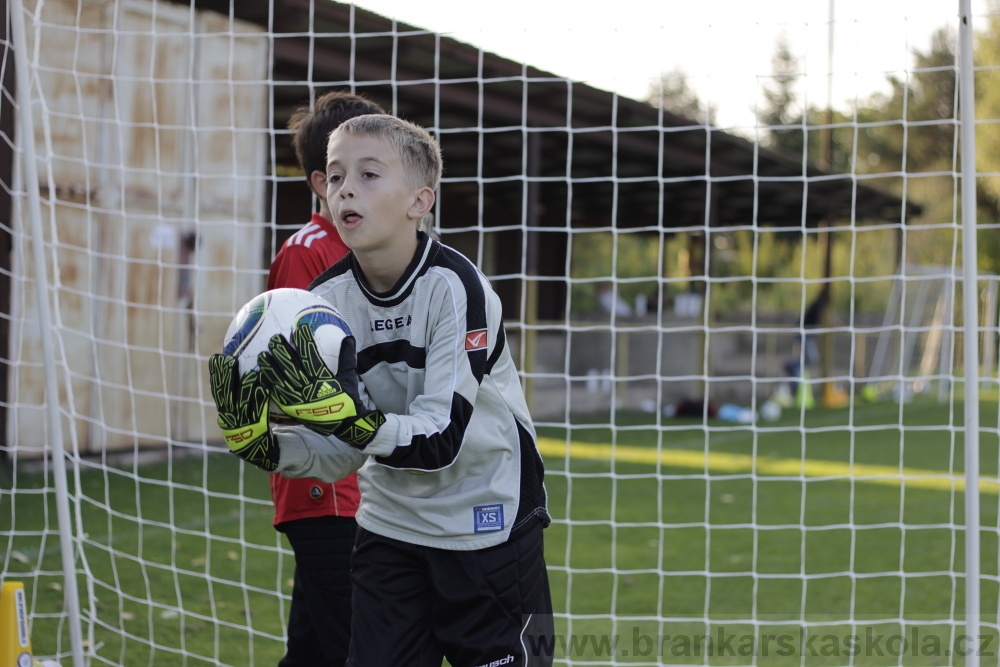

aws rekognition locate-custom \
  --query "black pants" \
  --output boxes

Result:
[278,516,357,667]
[347,522,554,667]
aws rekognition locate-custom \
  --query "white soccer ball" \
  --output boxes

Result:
[759,399,782,422]
[222,287,351,378]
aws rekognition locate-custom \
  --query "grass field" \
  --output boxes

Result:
[3,396,999,665]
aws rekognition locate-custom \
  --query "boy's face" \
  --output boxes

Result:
[325,132,423,254]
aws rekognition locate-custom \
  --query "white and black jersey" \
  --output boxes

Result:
[287,232,549,551]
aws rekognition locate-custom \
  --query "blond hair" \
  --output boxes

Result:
[328,114,442,191]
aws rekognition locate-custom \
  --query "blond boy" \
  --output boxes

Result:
[213,114,554,666]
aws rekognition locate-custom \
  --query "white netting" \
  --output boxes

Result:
[1,1,998,665]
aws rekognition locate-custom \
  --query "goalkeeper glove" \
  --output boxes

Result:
[258,324,385,449]
[208,354,280,472]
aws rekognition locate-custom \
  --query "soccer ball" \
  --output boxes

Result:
[759,399,782,422]
[222,287,351,377]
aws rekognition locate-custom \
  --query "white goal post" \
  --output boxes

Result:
[1,1,995,666]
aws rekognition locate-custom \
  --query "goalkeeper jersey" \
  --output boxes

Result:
[305,231,550,550]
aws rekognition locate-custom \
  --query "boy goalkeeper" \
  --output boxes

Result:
[209,113,553,666]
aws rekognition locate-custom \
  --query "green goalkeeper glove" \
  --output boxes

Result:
[208,354,280,472]
[258,324,385,449]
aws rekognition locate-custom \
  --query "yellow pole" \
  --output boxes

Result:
[0,581,33,667]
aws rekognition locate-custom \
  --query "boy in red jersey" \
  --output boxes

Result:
[269,90,385,667]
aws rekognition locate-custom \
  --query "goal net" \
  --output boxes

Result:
[2,0,997,665]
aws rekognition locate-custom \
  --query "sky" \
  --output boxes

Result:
[349,0,992,130]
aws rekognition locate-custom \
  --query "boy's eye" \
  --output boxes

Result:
[327,174,343,183]
[362,171,377,179]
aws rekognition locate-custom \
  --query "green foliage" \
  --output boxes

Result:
[976,9,1000,206]
[712,228,900,314]
[974,7,1000,274]
[582,16,1000,325]
[568,231,664,316]
[568,225,904,317]
[851,28,966,270]
[747,24,1000,313]
[574,23,1000,323]
[630,27,1000,323]
[855,25,1000,275]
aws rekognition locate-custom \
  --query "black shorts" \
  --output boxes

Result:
[348,522,553,667]
[278,515,357,667]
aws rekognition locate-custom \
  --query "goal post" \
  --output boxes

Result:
[1,1,996,666]
[864,264,993,401]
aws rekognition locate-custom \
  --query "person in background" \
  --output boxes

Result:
[785,284,829,392]
[268,89,386,667]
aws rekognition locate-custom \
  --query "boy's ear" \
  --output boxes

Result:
[309,170,327,197]
[408,186,436,220]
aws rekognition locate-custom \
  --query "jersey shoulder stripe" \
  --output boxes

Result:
[308,253,352,291]
[484,322,506,375]
[430,245,487,329]
[286,222,324,246]
[426,244,489,380]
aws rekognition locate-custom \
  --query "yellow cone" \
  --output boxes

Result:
[796,372,816,410]
[0,581,33,667]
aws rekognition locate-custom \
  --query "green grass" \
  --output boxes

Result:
[3,397,999,665]
[536,397,1000,664]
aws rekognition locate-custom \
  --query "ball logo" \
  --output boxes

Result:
[465,329,488,351]
[473,504,504,533]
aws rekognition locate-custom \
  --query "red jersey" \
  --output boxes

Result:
[267,213,359,525]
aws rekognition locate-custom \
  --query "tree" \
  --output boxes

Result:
[741,37,941,314]
[975,8,1000,203]
[646,67,717,125]
[759,36,801,153]
[973,6,1000,273]
[639,28,1000,318]
[855,26,1000,274]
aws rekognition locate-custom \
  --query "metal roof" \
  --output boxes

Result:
[174,0,917,232]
